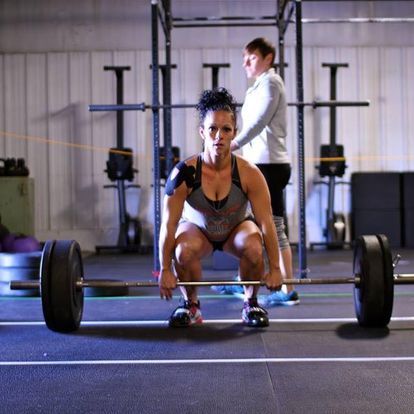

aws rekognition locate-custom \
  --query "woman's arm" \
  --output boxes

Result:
[232,76,281,150]
[158,164,191,299]
[241,160,283,289]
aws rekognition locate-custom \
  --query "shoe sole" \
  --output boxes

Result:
[169,317,203,328]
[242,318,269,328]
[266,299,300,307]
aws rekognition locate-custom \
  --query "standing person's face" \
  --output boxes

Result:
[199,110,236,157]
[242,49,273,79]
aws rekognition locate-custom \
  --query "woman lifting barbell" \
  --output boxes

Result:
[158,87,283,328]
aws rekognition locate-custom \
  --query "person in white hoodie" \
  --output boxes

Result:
[221,37,299,306]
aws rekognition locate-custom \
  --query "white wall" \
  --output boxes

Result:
[1,0,413,251]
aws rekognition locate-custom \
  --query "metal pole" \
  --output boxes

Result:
[329,66,337,146]
[151,0,161,272]
[10,274,414,291]
[88,100,370,112]
[77,277,359,288]
[164,0,174,177]
[277,0,286,82]
[295,0,308,278]
[115,70,123,148]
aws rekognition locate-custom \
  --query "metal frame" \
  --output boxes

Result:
[88,100,369,112]
[150,0,320,277]
[150,0,282,273]
[149,0,401,277]
[302,17,414,24]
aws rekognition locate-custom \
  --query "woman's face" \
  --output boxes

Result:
[242,49,273,79]
[199,110,236,157]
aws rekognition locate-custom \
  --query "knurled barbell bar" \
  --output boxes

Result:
[9,234,414,333]
[88,100,370,112]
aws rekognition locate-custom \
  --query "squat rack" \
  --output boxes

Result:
[150,0,307,276]
[149,0,408,276]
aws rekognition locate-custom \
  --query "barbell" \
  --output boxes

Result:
[88,100,370,112]
[8,234,414,333]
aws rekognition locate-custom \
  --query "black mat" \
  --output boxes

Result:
[1,248,414,414]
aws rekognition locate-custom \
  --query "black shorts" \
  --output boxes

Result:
[256,163,291,217]
[209,216,256,251]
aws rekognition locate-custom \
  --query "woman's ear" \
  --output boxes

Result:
[199,126,205,140]
[264,53,273,68]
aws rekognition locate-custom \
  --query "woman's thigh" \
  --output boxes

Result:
[175,221,213,259]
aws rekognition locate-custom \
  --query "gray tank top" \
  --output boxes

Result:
[181,154,250,242]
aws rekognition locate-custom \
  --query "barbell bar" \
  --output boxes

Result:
[88,100,370,112]
[10,273,414,291]
[10,276,359,290]
[7,234,411,333]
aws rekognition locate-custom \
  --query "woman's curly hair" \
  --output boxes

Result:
[195,87,237,126]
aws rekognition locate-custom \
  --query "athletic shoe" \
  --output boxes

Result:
[262,290,300,307]
[241,298,269,328]
[169,300,203,327]
[211,275,244,296]
[210,284,244,295]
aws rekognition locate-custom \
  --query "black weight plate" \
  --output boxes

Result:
[353,235,387,327]
[41,240,84,333]
[376,234,394,325]
[0,251,42,268]
[40,240,56,330]
[0,267,40,297]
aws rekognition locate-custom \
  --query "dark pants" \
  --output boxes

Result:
[257,163,291,217]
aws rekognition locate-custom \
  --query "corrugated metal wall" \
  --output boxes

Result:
[1,44,413,250]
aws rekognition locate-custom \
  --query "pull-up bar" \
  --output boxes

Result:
[88,100,369,112]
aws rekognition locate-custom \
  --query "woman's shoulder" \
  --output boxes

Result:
[234,155,266,193]
[259,69,284,86]
[181,154,199,167]
[235,154,261,175]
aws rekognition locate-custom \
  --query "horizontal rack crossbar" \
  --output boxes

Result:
[88,100,370,112]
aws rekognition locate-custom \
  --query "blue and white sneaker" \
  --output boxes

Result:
[211,275,244,297]
[210,284,244,295]
[261,290,300,307]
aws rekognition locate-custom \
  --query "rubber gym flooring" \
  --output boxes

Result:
[1,247,414,414]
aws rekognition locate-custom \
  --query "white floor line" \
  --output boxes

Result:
[2,356,414,367]
[1,316,414,327]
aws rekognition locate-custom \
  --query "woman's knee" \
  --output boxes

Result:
[175,236,210,265]
[273,215,290,250]
[175,242,198,265]
[239,236,263,266]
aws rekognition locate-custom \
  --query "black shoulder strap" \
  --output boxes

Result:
[231,155,243,190]
[192,154,203,190]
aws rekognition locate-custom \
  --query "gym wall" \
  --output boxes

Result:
[0,0,413,251]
